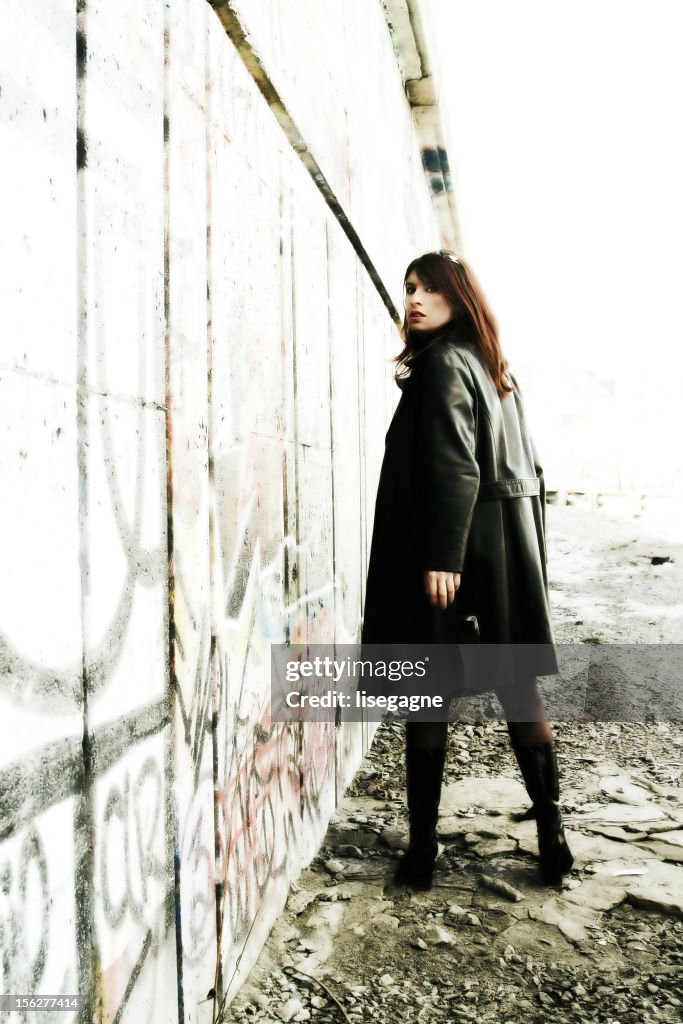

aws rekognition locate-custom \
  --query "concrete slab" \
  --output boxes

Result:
[441,777,529,815]
[571,802,666,826]
[567,830,659,867]
[560,877,627,912]
[598,775,654,805]
[612,860,683,916]
[471,838,518,858]
[632,839,683,864]
[581,823,649,843]
[651,829,683,847]
[529,896,602,944]
[438,813,513,842]
[494,919,578,959]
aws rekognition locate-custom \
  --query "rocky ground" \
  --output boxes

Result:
[224,496,683,1024]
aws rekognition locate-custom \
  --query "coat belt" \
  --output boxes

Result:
[477,477,541,501]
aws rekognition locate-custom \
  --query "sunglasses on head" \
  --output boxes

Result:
[438,249,460,263]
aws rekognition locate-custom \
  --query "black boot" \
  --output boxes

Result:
[510,740,574,885]
[511,804,536,822]
[394,745,446,890]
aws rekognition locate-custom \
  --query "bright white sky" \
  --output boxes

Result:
[428,0,683,490]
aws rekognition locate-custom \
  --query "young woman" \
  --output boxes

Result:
[361,250,573,890]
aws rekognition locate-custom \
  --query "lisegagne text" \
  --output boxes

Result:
[285,691,443,711]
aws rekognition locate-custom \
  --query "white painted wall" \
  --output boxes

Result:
[0,0,441,1020]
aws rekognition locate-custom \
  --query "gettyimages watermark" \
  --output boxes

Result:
[271,643,683,723]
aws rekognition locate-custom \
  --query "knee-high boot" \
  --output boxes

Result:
[394,744,447,891]
[510,740,574,885]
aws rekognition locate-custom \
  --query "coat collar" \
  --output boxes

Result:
[397,321,476,388]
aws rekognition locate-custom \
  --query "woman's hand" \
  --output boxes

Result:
[424,570,461,609]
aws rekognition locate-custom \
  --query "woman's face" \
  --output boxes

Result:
[404,270,454,332]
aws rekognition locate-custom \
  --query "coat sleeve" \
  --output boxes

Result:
[414,346,480,572]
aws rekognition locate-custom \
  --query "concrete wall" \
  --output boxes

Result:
[0,0,444,1020]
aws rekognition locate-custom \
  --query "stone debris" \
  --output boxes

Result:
[274,997,305,1022]
[479,874,524,902]
[471,837,518,857]
[323,859,345,876]
[420,923,454,945]
[445,903,467,919]
[378,826,408,850]
[228,642,683,1024]
[366,913,401,931]
[336,844,365,859]
[227,719,683,1022]
[285,890,320,916]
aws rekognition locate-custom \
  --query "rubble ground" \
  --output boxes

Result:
[225,499,683,1024]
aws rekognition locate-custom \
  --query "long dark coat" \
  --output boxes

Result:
[360,322,557,694]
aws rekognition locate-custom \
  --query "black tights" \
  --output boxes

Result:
[405,720,448,751]
[407,679,553,751]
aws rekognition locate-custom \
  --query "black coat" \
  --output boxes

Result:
[361,322,557,692]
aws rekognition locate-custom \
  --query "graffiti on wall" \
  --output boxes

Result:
[0,0,412,1021]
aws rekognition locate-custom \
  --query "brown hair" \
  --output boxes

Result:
[394,251,513,398]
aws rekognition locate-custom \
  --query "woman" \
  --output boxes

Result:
[361,250,573,890]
